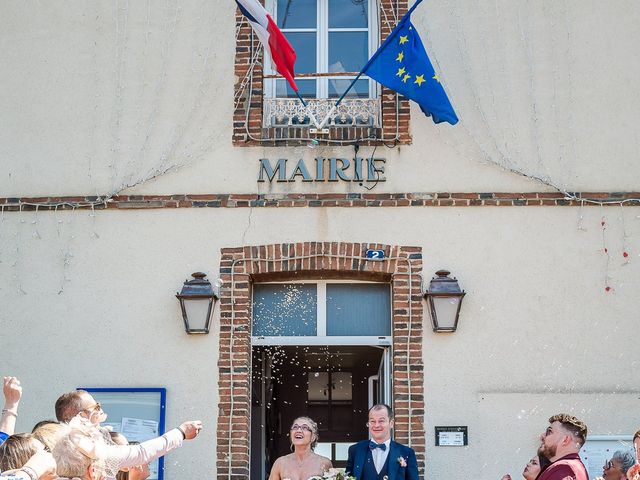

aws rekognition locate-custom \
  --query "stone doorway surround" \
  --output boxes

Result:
[215,242,425,480]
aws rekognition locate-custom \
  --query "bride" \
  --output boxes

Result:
[268,416,332,480]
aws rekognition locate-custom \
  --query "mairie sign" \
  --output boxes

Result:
[258,158,386,183]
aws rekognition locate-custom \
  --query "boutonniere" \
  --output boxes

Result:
[397,456,407,468]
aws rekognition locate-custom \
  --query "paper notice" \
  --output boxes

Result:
[121,417,159,442]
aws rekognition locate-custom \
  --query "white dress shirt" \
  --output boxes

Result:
[372,438,391,473]
[104,428,184,480]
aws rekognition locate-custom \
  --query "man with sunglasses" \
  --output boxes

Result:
[345,404,418,480]
[55,390,106,425]
[536,413,588,480]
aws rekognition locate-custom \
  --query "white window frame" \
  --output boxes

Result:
[264,0,380,99]
[251,280,391,346]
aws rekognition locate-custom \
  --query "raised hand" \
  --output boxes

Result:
[178,420,203,440]
[3,376,22,408]
[1,376,22,436]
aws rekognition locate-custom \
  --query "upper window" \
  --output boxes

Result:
[252,281,391,343]
[264,0,378,100]
[232,0,412,144]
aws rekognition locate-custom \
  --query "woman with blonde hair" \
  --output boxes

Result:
[0,434,57,480]
[52,424,108,480]
[268,416,332,480]
[32,423,64,454]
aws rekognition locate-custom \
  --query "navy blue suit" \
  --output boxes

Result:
[346,439,419,480]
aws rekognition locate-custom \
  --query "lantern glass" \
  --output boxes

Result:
[182,298,213,333]
[430,296,461,331]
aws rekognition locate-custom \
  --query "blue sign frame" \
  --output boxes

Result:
[80,388,167,480]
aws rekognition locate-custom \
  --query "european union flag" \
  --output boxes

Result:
[362,0,458,125]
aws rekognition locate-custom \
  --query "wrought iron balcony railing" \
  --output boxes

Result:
[263,98,381,130]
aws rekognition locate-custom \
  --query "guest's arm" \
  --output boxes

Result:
[0,377,22,438]
[108,420,202,468]
[22,450,57,480]
[1,450,57,480]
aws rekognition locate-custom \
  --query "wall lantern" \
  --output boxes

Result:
[176,272,218,334]
[424,270,466,332]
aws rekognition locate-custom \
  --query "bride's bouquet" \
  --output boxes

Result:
[308,468,356,480]
[628,463,640,480]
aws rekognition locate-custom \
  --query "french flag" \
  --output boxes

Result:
[235,0,299,92]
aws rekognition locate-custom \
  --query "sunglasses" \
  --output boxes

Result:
[83,402,103,415]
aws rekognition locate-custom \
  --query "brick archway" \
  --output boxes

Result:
[216,242,425,479]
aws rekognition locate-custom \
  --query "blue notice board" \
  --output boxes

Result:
[80,388,166,480]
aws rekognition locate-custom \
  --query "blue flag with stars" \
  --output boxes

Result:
[362,0,458,125]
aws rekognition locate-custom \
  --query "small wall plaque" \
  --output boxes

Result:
[435,426,468,446]
[365,249,385,260]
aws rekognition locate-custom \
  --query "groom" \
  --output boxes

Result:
[346,404,419,480]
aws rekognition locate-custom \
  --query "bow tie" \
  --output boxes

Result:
[369,441,387,451]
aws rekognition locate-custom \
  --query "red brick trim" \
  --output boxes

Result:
[233,0,411,146]
[2,192,640,210]
[216,242,425,480]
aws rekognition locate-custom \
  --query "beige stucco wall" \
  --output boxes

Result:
[2,1,640,479]
[2,1,640,195]
[1,206,639,479]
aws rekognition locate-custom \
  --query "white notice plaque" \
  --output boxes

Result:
[435,426,468,446]
[438,431,465,446]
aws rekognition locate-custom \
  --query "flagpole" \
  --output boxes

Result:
[334,0,424,108]
[334,72,367,108]
[294,90,307,107]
